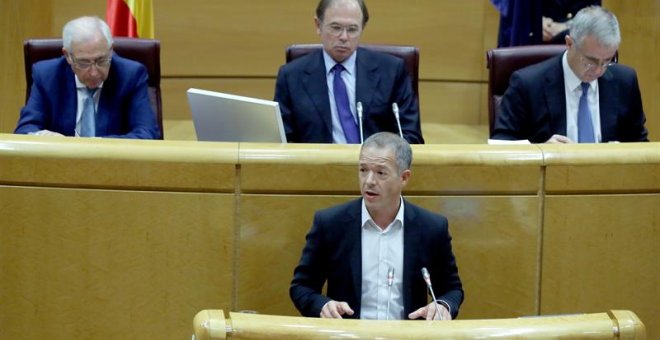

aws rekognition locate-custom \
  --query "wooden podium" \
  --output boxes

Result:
[192,309,646,339]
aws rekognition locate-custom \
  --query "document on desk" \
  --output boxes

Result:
[487,139,531,145]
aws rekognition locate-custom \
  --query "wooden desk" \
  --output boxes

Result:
[0,134,657,339]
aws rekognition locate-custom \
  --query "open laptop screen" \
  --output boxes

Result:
[187,88,287,143]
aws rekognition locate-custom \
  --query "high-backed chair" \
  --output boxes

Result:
[23,37,164,139]
[486,45,567,134]
[285,44,420,102]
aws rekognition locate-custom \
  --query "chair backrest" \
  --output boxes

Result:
[486,45,567,133]
[23,37,163,139]
[285,44,420,102]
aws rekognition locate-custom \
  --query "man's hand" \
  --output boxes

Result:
[542,17,568,42]
[320,300,354,319]
[545,134,574,144]
[408,301,451,321]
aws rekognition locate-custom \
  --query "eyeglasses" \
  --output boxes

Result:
[575,46,614,70]
[324,23,361,38]
[70,54,112,70]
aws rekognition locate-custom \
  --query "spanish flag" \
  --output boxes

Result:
[106,0,154,38]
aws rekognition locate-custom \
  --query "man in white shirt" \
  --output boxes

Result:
[290,132,463,320]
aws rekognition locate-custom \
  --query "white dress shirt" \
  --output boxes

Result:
[562,52,601,143]
[360,197,405,320]
[323,50,358,144]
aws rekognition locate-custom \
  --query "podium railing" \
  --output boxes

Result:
[192,309,646,339]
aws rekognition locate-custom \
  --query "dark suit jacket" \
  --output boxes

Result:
[274,48,424,144]
[15,54,160,139]
[492,54,648,143]
[290,198,463,319]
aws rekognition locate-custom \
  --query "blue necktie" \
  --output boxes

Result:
[577,82,595,143]
[80,87,97,137]
[332,64,360,144]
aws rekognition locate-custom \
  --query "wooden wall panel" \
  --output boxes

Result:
[237,195,541,319]
[410,196,541,319]
[236,195,349,315]
[0,0,52,134]
[0,187,234,340]
[161,78,277,120]
[154,1,488,80]
[161,78,486,126]
[604,0,660,141]
[542,195,659,340]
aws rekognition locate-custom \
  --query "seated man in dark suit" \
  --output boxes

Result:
[492,6,648,143]
[15,16,160,139]
[274,0,424,144]
[291,132,463,320]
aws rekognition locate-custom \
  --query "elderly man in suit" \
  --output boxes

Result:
[15,16,160,139]
[291,132,463,320]
[274,0,423,144]
[492,6,648,143]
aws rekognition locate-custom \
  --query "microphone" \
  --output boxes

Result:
[386,267,394,320]
[357,101,364,144]
[421,267,443,320]
[391,102,403,139]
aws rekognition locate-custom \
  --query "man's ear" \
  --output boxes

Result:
[400,169,411,186]
[314,16,322,35]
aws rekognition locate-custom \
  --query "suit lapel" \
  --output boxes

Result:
[62,67,78,136]
[302,51,333,136]
[356,49,379,124]
[94,57,119,137]
[597,70,618,142]
[345,199,363,314]
[544,57,567,136]
[402,201,419,315]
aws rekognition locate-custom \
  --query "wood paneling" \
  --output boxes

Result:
[0,0,52,134]
[542,195,659,339]
[0,136,658,338]
[0,186,234,339]
[604,0,660,141]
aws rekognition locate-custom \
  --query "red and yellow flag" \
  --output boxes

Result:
[106,0,154,38]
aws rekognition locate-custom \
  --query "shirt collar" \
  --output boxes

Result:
[323,49,357,77]
[74,75,104,90]
[361,197,405,232]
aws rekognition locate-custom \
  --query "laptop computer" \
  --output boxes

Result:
[187,88,287,143]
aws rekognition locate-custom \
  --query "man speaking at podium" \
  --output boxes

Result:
[274,0,423,144]
[290,132,463,320]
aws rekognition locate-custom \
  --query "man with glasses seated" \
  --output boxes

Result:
[15,16,160,139]
[274,0,424,144]
[491,6,648,143]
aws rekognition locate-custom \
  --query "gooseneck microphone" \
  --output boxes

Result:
[391,103,403,139]
[357,101,364,144]
[421,267,443,320]
[386,267,394,320]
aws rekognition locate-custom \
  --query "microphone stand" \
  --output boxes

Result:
[392,103,403,139]
[386,267,394,320]
[357,102,364,144]
[422,267,443,320]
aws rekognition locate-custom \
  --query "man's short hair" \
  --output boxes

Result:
[62,16,113,52]
[569,6,621,49]
[316,0,370,27]
[361,132,412,174]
